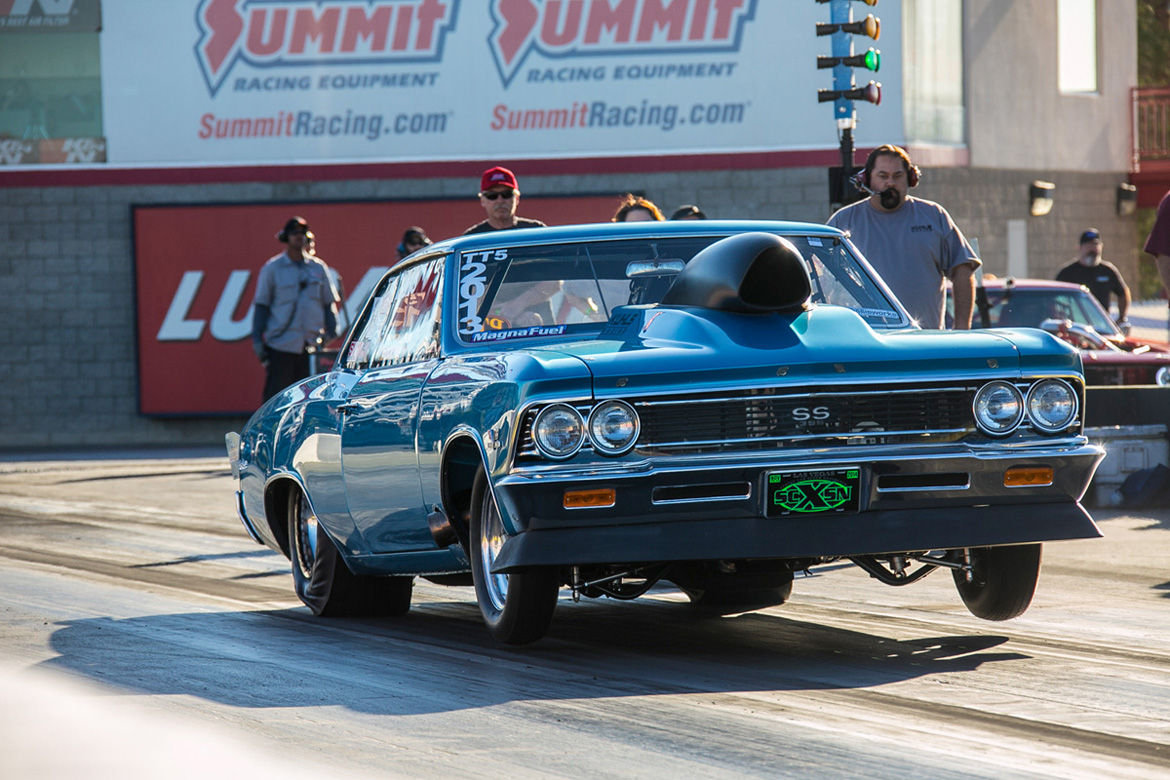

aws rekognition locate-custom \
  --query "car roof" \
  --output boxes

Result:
[426,219,846,254]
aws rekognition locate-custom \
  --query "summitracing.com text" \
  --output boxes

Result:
[490,99,749,133]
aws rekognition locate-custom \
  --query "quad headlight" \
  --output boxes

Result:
[1026,379,1078,433]
[974,378,1081,437]
[529,400,641,459]
[588,400,640,456]
[532,404,586,459]
[973,381,1024,436]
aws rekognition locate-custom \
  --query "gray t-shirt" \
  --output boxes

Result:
[828,196,979,328]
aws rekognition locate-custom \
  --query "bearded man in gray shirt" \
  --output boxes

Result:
[828,145,979,329]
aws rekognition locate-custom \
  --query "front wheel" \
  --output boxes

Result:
[952,544,1042,621]
[469,471,559,645]
[288,486,413,617]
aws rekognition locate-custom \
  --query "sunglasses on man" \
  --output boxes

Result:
[481,189,516,201]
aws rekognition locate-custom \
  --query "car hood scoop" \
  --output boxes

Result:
[659,232,811,314]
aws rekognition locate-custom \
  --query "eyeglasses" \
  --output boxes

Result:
[481,189,515,201]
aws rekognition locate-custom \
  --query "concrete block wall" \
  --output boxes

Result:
[0,166,1137,450]
[915,168,1139,290]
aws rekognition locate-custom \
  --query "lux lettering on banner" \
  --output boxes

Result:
[488,0,757,87]
[156,267,388,341]
[194,0,457,96]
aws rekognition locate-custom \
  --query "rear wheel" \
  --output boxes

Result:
[469,471,559,644]
[288,486,413,617]
[952,544,1042,621]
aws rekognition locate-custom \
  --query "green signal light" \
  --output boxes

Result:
[816,48,881,72]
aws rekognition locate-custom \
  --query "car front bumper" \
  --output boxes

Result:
[489,442,1105,572]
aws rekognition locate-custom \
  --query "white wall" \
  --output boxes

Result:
[965,0,1136,172]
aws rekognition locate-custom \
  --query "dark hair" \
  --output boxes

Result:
[612,193,664,222]
[397,226,432,256]
[277,216,309,243]
[669,205,707,220]
[862,144,920,189]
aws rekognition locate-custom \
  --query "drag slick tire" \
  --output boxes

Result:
[469,471,559,645]
[953,543,1042,621]
[288,485,413,617]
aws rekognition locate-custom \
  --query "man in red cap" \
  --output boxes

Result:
[463,165,547,234]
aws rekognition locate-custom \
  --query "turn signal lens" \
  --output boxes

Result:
[1004,467,1054,487]
[564,488,616,509]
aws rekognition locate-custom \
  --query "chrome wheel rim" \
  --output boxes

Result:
[295,493,319,578]
[479,489,509,612]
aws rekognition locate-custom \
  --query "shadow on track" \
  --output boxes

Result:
[41,594,1023,716]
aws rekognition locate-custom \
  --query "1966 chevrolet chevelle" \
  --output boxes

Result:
[227,221,1104,644]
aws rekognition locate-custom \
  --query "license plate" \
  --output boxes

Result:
[767,468,861,516]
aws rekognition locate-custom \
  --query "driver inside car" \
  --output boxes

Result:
[491,280,601,328]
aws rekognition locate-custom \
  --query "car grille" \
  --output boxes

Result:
[633,385,972,451]
[516,382,980,458]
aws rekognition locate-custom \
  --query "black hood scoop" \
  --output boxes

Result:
[660,232,812,314]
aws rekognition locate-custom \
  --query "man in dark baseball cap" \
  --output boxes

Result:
[1056,227,1132,332]
[251,215,341,401]
[463,165,547,234]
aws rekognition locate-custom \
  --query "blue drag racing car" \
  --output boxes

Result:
[227,221,1104,644]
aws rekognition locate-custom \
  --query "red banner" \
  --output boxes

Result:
[133,195,621,415]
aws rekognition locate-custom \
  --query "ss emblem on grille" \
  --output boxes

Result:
[792,406,830,421]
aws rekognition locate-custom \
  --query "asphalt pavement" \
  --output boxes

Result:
[1129,298,1170,342]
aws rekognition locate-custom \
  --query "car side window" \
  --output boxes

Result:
[370,259,444,366]
[342,274,400,370]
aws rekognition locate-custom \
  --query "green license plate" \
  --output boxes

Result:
[767,468,861,516]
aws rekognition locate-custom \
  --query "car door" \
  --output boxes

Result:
[340,258,444,554]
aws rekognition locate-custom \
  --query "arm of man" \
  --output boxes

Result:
[950,262,976,330]
[251,304,271,361]
[1157,256,1170,299]
[324,304,338,339]
[1113,268,1131,322]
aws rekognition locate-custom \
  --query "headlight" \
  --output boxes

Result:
[1026,379,1078,433]
[588,400,640,456]
[1156,366,1170,387]
[973,381,1024,436]
[532,404,585,459]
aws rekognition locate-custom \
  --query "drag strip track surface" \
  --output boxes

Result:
[1,455,1168,780]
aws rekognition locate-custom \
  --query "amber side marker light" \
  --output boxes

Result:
[1004,467,1053,487]
[564,488,616,509]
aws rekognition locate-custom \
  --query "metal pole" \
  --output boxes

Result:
[839,125,854,207]
[832,0,856,211]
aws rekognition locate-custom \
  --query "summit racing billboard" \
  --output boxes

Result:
[99,0,903,166]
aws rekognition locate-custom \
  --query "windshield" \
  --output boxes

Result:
[455,234,903,345]
[980,288,1120,336]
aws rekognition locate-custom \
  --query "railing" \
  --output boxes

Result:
[1133,86,1170,169]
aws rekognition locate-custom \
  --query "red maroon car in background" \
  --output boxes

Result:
[952,278,1170,387]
